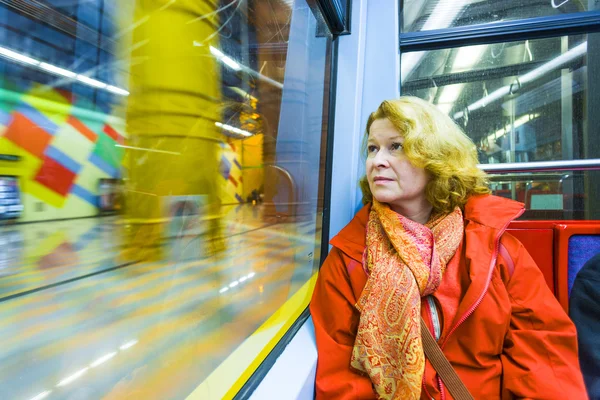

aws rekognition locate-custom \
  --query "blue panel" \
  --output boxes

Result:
[89,153,119,178]
[220,156,232,179]
[70,184,97,206]
[17,103,59,135]
[568,235,600,295]
[45,146,82,174]
[0,109,12,126]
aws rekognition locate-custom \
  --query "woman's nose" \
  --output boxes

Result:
[374,150,389,167]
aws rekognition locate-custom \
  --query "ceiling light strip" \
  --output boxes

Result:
[0,45,129,96]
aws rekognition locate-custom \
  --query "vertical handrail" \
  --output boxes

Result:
[264,164,297,217]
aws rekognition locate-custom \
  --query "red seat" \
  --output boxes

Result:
[507,220,600,313]
[507,221,555,294]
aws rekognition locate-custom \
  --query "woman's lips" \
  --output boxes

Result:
[373,177,394,184]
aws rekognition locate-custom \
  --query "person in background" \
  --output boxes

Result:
[310,96,587,399]
[570,252,600,400]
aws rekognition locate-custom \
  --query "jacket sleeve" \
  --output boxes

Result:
[310,247,376,400]
[499,235,587,399]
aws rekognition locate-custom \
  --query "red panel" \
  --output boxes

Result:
[506,228,555,293]
[103,124,123,143]
[34,156,76,196]
[228,175,238,187]
[68,116,97,142]
[38,242,79,269]
[554,223,600,313]
[3,113,52,158]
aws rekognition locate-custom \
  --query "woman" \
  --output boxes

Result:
[310,97,586,399]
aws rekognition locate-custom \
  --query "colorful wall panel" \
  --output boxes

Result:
[0,84,126,222]
[219,140,244,204]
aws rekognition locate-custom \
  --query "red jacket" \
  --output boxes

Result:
[310,195,587,399]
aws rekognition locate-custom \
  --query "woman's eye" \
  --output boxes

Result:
[391,142,403,151]
[367,145,378,153]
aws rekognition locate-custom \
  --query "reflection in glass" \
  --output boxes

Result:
[402,0,592,32]
[401,34,600,219]
[0,0,332,398]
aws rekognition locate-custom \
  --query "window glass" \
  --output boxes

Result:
[401,34,600,219]
[0,0,332,398]
[402,0,594,33]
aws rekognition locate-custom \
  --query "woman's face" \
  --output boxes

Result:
[366,118,431,213]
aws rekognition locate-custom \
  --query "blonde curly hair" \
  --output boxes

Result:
[360,96,490,213]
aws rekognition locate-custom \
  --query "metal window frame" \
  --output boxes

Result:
[309,0,351,36]
[400,10,600,53]
[233,17,340,400]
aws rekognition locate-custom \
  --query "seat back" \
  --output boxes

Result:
[507,220,600,313]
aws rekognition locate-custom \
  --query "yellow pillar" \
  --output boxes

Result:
[122,0,222,261]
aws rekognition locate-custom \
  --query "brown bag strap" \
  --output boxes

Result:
[420,317,474,400]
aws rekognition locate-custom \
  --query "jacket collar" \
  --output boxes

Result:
[330,194,525,262]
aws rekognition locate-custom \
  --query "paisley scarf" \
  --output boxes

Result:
[350,200,464,399]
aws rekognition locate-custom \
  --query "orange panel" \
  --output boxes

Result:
[3,113,52,158]
[506,228,555,293]
[68,116,98,142]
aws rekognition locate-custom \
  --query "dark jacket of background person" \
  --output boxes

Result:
[311,195,587,399]
[570,253,600,400]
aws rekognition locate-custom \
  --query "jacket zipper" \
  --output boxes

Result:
[440,207,524,349]
[436,207,524,399]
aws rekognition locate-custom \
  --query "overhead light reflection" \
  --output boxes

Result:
[76,75,106,89]
[401,0,469,82]
[438,83,464,104]
[120,340,138,350]
[90,351,117,368]
[0,45,129,96]
[453,45,487,71]
[106,85,130,96]
[219,272,256,294]
[115,144,180,155]
[39,62,76,78]
[215,121,252,137]
[29,391,52,400]
[209,46,241,71]
[196,42,282,89]
[455,41,587,119]
[56,367,89,387]
[0,46,38,65]
[486,114,539,143]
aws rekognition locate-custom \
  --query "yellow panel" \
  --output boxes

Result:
[51,124,96,165]
[25,181,66,209]
[61,195,97,219]
[28,231,67,262]
[75,162,107,193]
[241,134,264,198]
[25,85,72,125]
[186,273,318,400]
[19,192,58,222]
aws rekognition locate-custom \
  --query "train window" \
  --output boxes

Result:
[401,34,600,219]
[402,0,593,32]
[0,0,332,399]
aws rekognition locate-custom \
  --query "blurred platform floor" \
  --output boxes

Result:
[0,204,321,400]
